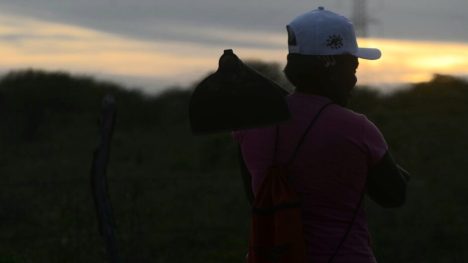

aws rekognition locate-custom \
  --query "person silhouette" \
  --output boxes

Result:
[234,7,408,263]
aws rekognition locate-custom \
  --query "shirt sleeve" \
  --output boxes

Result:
[361,116,388,166]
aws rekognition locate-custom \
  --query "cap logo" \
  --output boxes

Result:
[286,26,297,46]
[326,34,344,49]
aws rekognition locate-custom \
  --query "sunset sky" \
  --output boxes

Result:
[0,0,467,94]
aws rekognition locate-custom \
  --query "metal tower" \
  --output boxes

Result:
[352,0,368,37]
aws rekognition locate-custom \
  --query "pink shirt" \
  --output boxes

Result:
[233,92,387,263]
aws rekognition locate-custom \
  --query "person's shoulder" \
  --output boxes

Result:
[326,106,385,141]
[232,125,276,143]
[328,104,368,124]
[331,106,388,159]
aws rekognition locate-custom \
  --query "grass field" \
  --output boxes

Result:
[0,69,467,262]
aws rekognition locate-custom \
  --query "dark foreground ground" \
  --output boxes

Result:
[0,69,467,262]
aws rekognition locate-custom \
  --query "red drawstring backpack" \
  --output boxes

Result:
[247,103,333,263]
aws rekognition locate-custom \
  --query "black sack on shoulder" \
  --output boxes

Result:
[189,49,291,135]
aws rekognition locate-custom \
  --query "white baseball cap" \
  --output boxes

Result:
[287,7,381,60]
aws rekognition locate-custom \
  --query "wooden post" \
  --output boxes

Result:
[91,94,121,263]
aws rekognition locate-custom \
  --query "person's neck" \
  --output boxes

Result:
[295,84,347,107]
[295,81,330,98]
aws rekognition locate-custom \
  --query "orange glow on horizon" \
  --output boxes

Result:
[357,37,468,85]
[0,14,467,90]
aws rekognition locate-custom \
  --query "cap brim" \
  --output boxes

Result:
[355,48,381,60]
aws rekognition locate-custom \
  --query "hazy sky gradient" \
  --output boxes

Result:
[0,0,467,93]
[1,0,467,43]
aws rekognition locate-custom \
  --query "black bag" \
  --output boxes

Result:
[189,49,290,135]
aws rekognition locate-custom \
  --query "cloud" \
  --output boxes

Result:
[0,0,294,46]
[0,1,467,93]
[0,0,467,48]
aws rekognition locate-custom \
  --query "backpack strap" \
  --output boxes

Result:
[271,101,365,263]
[327,190,365,263]
[287,102,334,166]
[272,102,334,167]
